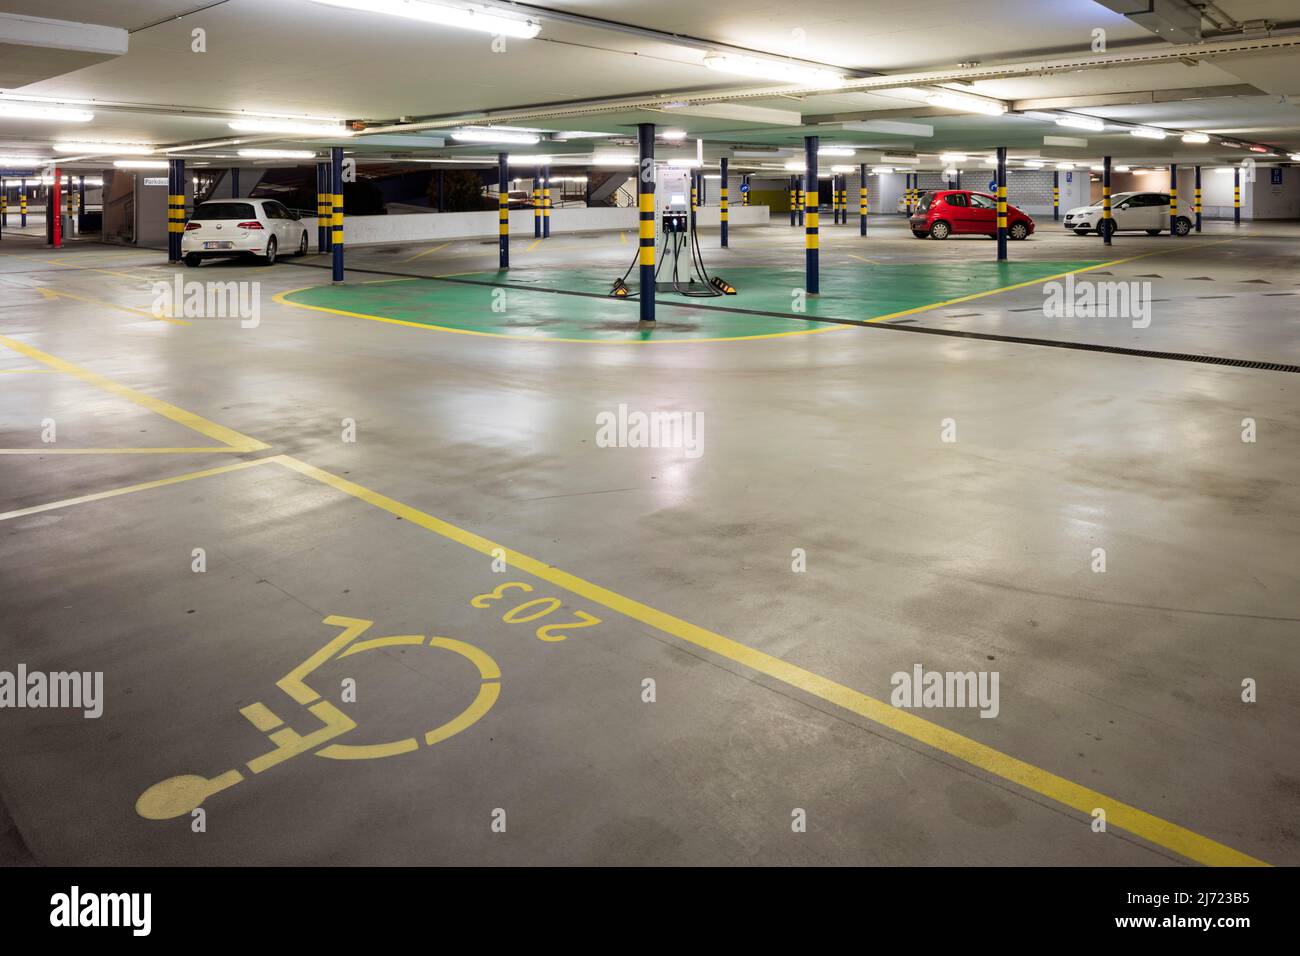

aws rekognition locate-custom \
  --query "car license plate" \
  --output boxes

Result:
[204,241,233,250]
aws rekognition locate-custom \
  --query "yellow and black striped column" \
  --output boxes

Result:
[789,177,797,227]
[167,158,185,262]
[542,164,551,238]
[20,179,27,227]
[720,156,729,248]
[331,146,344,283]
[498,153,510,269]
[1233,165,1241,225]
[316,162,330,253]
[690,174,697,233]
[859,163,868,236]
[637,123,655,325]
[804,135,819,294]
[2,191,8,228]
[1053,170,1060,221]
[798,185,805,227]
[1169,163,1178,235]
[1102,155,1112,247]
[1194,165,1202,233]
[533,166,541,238]
[995,147,1008,261]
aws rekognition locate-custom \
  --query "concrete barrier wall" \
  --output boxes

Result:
[303,204,769,246]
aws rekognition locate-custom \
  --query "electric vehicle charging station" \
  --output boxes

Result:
[610,161,735,301]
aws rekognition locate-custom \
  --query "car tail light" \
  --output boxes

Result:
[184,221,201,231]
[237,221,263,230]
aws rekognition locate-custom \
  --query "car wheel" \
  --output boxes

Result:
[1099,220,1116,240]
[183,253,201,267]
[262,236,277,265]
[1009,221,1029,240]
[296,231,308,256]
[1145,228,1161,236]
[1173,217,1192,236]
[911,230,927,239]
[1074,229,1090,236]
[928,220,951,240]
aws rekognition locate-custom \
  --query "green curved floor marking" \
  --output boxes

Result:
[282,261,1105,342]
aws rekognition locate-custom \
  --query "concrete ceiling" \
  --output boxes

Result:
[1,0,1297,172]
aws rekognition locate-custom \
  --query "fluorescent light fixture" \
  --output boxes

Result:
[308,0,539,39]
[702,53,843,88]
[1215,167,1234,174]
[1090,165,1105,171]
[938,152,966,163]
[1180,132,1209,144]
[660,129,687,141]
[943,167,958,177]
[870,166,893,174]
[818,147,855,157]
[1055,115,1104,132]
[551,131,614,140]
[0,102,94,122]
[1055,162,1075,170]
[508,154,551,164]
[831,165,854,173]
[238,148,316,159]
[926,92,1006,116]
[881,155,920,164]
[783,161,807,171]
[54,142,152,155]
[0,155,48,166]
[113,160,168,169]
[1114,165,1131,172]
[667,158,701,168]
[1022,160,1045,168]
[1218,140,1241,148]
[229,118,352,137]
[450,128,540,145]
[983,157,999,167]
[1129,127,1167,140]
[593,153,635,166]
[1290,153,1300,161]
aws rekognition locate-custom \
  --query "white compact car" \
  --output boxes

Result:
[1062,191,1191,237]
[182,198,311,266]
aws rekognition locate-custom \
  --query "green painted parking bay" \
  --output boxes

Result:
[280,261,1106,342]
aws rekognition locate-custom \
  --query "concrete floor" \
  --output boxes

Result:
[0,216,1297,866]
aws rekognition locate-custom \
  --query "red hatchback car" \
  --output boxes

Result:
[909,189,1035,240]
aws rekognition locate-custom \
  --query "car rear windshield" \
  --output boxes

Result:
[192,202,256,221]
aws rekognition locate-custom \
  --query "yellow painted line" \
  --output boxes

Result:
[29,257,160,282]
[619,231,628,245]
[0,334,268,451]
[526,239,542,253]
[272,453,1266,868]
[401,241,452,263]
[0,368,54,373]
[0,447,260,455]
[0,457,276,522]
[271,285,839,345]
[847,253,882,265]
[866,238,1241,324]
[39,287,189,326]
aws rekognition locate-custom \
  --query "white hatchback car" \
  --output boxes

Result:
[182,198,311,266]
[1063,191,1192,237]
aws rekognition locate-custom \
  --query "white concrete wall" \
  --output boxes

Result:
[305,204,769,246]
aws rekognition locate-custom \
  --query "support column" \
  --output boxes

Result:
[1233,166,1240,225]
[1169,162,1178,235]
[1102,156,1112,247]
[690,172,697,233]
[316,163,329,253]
[797,179,805,227]
[542,165,551,238]
[996,147,1007,262]
[78,175,85,232]
[804,135,819,295]
[231,167,240,198]
[1052,170,1060,221]
[956,169,962,190]
[698,171,706,207]
[859,163,867,236]
[20,179,27,227]
[498,153,510,269]
[720,156,729,247]
[636,123,655,326]
[49,166,61,249]
[1,182,6,229]
[167,158,184,262]
[1194,165,1202,233]
[533,166,541,238]
[789,176,797,226]
[331,146,344,283]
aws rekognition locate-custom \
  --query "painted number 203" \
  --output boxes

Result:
[469,582,601,642]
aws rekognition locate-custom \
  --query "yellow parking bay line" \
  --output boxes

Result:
[401,241,453,263]
[40,287,189,326]
[271,454,1267,868]
[0,334,268,452]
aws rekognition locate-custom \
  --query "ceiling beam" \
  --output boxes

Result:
[1010,83,1262,110]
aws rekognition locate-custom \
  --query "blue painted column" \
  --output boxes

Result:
[1169,163,1178,235]
[542,164,551,238]
[77,175,85,232]
[720,156,729,247]
[331,146,344,283]
[1194,165,1202,233]
[20,179,26,227]
[996,147,1007,262]
[533,165,541,238]
[167,158,185,263]
[804,135,819,295]
[1233,166,1240,224]
[637,123,655,325]
[1052,170,1059,221]
[1102,156,1112,247]
[789,176,797,226]
[498,153,510,269]
[859,163,867,236]
[316,163,328,253]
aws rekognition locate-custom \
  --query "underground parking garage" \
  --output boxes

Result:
[1,0,1298,932]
